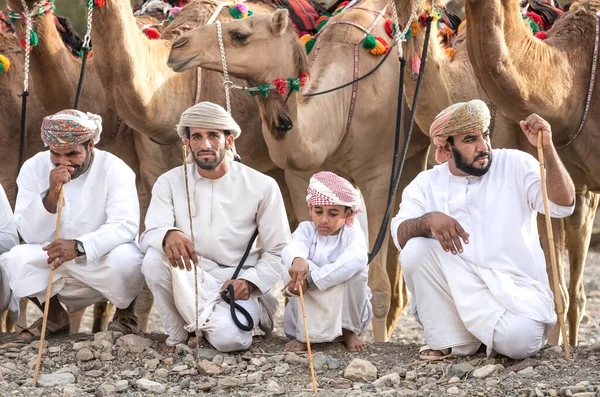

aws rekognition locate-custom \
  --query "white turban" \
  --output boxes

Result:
[176,102,242,139]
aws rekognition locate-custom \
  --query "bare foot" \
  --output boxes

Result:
[284,339,307,352]
[420,349,445,357]
[342,329,368,352]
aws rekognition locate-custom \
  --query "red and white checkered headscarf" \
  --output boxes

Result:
[306,171,362,226]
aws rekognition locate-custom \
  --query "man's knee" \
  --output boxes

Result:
[494,315,546,359]
[141,248,170,286]
[400,237,437,276]
[208,331,252,353]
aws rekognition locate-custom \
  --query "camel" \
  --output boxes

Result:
[3,1,175,333]
[465,0,600,346]
[166,0,433,341]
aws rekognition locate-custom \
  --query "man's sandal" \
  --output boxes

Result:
[18,317,70,341]
[419,344,452,361]
[107,311,139,335]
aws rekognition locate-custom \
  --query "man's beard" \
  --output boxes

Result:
[54,149,92,179]
[192,148,227,170]
[452,147,493,177]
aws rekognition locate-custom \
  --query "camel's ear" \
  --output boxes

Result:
[270,9,289,36]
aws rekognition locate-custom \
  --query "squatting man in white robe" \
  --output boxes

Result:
[0,184,19,317]
[0,110,145,338]
[391,100,575,360]
[140,102,290,353]
[282,171,372,352]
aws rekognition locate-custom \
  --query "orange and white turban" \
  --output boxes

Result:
[429,99,490,163]
[41,109,102,150]
[306,171,362,226]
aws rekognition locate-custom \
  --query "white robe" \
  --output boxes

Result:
[0,184,19,314]
[0,150,144,311]
[391,148,574,354]
[140,160,290,350]
[282,221,372,343]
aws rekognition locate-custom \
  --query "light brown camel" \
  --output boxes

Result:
[0,32,46,332]
[465,0,600,345]
[4,1,170,333]
[166,0,432,341]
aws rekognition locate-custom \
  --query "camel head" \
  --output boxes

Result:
[168,9,309,84]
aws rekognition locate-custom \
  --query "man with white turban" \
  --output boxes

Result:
[0,109,144,338]
[282,171,372,352]
[140,102,290,352]
[391,100,575,360]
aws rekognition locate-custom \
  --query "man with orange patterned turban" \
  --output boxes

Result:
[0,109,144,338]
[390,100,575,360]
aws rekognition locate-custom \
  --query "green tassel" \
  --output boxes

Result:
[406,28,413,39]
[257,84,271,97]
[305,37,316,53]
[248,10,254,16]
[30,31,39,47]
[0,63,5,74]
[230,7,243,19]
[363,34,377,50]
[288,78,301,92]
[317,19,328,31]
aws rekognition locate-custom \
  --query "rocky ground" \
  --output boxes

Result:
[0,246,599,397]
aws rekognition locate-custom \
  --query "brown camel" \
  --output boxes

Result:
[167,0,432,341]
[3,1,170,332]
[465,0,600,345]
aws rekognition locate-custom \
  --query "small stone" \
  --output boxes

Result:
[591,341,600,352]
[518,366,535,375]
[155,368,169,378]
[449,376,461,383]
[560,386,587,396]
[266,379,285,395]
[585,386,595,392]
[571,393,597,397]
[405,370,417,381]
[197,360,222,375]
[179,378,191,389]
[196,348,219,360]
[471,364,498,379]
[36,372,76,387]
[268,354,285,363]
[72,341,89,351]
[547,345,563,355]
[62,385,79,397]
[275,363,290,374]
[331,378,352,389]
[164,357,174,366]
[212,355,224,365]
[312,352,329,371]
[136,378,166,393]
[534,387,544,397]
[448,362,475,379]
[48,347,60,354]
[94,331,114,344]
[176,344,193,356]
[549,390,557,397]
[116,335,153,353]
[76,348,94,362]
[218,376,241,388]
[392,366,407,378]
[372,373,401,388]
[115,380,128,391]
[504,358,540,373]
[167,386,181,395]
[85,370,103,378]
[250,358,262,366]
[100,352,115,361]
[196,379,217,391]
[99,384,116,394]
[223,356,237,366]
[447,386,460,394]
[146,359,160,370]
[344,358,378,382]
[284,352,308,365]
[172,364,188,372]
[247,371,263,384]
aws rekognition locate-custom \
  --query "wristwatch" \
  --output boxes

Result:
[75,240,86,257]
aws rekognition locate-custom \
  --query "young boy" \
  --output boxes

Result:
[282,171,372,352]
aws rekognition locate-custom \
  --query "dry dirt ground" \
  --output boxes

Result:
[0,243,598,396]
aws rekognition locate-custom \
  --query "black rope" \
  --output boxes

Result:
[17,90,29,175]
[367,16,434,263]
[303,45,395,97]
[220,229,259,331]
[73,47,90,109]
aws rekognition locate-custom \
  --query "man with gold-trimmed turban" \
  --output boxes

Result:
[140,102,290,352]
[390,100,575,360]
[0,109,144,338]
[281,171,372,353]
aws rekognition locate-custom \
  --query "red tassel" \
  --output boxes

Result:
[535,31,547,40]
[143,28,161,39]
[525,12,543,30]
[411,52,421,76]
[95,0,106,7]
[273,78,287,94]
[20,38,32,50]
[299,72,309,87]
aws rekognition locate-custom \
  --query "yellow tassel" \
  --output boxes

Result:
[300,34,312,46]
[0,54,10,74]
[445,47,456,61]
[368,40,386,55]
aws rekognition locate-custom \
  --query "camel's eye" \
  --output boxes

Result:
[230,30,250,43]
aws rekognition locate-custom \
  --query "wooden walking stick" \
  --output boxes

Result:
[33,186,64,385]
[537,131,570,361]
[183,145,200,358]
[298,286,318,392]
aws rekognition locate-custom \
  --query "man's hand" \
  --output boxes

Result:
[520,113,553,149]
[427,212,470,255]
[220,279,256,301]
[283,258,309,295]
[163,230,198,271]
[43,165,74,213]
[43,239,78,268]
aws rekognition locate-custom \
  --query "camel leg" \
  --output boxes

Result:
[564,190,599,346]
[270,168,301,229]
[0,311,6,332]
[69,307,87,333]
[15,298,28,330]
[385,144,430,338]
[134,284,154,333]
[538,215,567,345]
[92,301,115,333]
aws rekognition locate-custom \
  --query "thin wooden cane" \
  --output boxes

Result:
[183,145,200,357]
[537,131,570,361]
[33,186,64,385]
[298,286,318,392]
